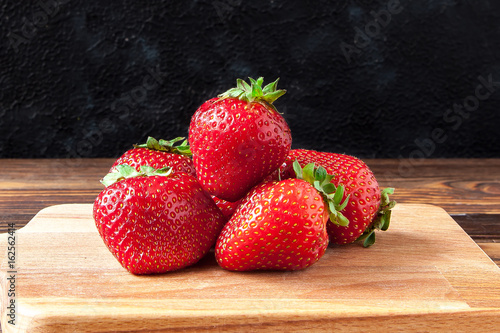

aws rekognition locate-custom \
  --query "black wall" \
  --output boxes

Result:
[1,0,500,159]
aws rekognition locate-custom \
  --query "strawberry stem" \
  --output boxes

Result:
[293,160,350,227]
[218,77,286,112]
[355,187,396,247]
[100,165,172,187]
[134,136,192,157]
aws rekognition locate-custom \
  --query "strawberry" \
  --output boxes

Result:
[93,165,225,274]
[215,161,348,271]
[110,136,195,176]
[188,77,292,202]
[280,149,395,247]
[211,171,280,221]
[212,196,242,221]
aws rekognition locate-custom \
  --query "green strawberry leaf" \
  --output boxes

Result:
[380,211,391,231]
[262,79,278,94]
[328,201,337,218]
[117,164,139,177]
[363,231,376,247]
[218,77,286,112]
[100,164,172,187]
[263,90,286,104]
[302,163,316,184]
[255,77,264,87]
[134,136,192,157]
[238,78,251,92]
[293,160,350,227]
[338,194,350,211]
[293,160,303,179]
[101,164,140,187]
[314,166,327,182]
[337,212,350,227]
[313,180,323,193]
[250,77,263,97]
[322,183,336,194]
[322,174,334,186]
[333,185,345,206]
[355,187,396,247]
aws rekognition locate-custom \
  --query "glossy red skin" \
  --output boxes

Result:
[110,147,196,177]
[93,173,225,274]
[211,172,279,221]
[188,97,292,202]
[215,178,329,271]
[281,149,381,245]
[212,196,242,221]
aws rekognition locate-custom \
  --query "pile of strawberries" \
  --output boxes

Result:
[93,77,395,274]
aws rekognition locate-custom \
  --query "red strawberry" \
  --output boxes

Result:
[281,149,395,247]
[212,196,242,221]
[110,136,195,176]
[93,165,225,274]
[188,77,292,202]
[211,171,279,221]
[215,162,347,271]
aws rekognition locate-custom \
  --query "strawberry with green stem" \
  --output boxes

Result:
[110,136,195,176]
[188,77,292,202]
[280,149,395,247]
[215,161,348,271]
[94,165,225,274]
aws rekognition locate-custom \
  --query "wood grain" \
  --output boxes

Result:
[2,158,499,220]
[0,158,499,258]
[1,203,500,332]
[1,158,500,331]
[367,158,500,215]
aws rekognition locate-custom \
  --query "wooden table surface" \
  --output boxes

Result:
[1,158,499,262]
[0,158,499,331]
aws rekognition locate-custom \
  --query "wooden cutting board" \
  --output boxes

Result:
[1,203,500,332]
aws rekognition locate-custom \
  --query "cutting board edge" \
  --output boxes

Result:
[2,203,500,333]
[3,300,500,333]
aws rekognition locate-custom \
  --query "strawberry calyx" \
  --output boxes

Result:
[100,164,172,187]
[134,136,192,157]
[218,77,286,112]
[356,188,396,247]
[293,160,351,227]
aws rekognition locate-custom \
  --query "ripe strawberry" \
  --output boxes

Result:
[211,171,279,221]
[212,196,242,221]
[110,136,195,176]
[188,77,292,202]
[93,165,225,274]
[215,161,348,271]
[281,149,395,247]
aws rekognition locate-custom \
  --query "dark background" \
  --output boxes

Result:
[1,0,499,159]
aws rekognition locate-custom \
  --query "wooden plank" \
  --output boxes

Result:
[452,214,500,242]
[2,159,500,265]
[1,203,500,332]
[454,214,500,266]
[477,243,500,266]
[1,158,500,222]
